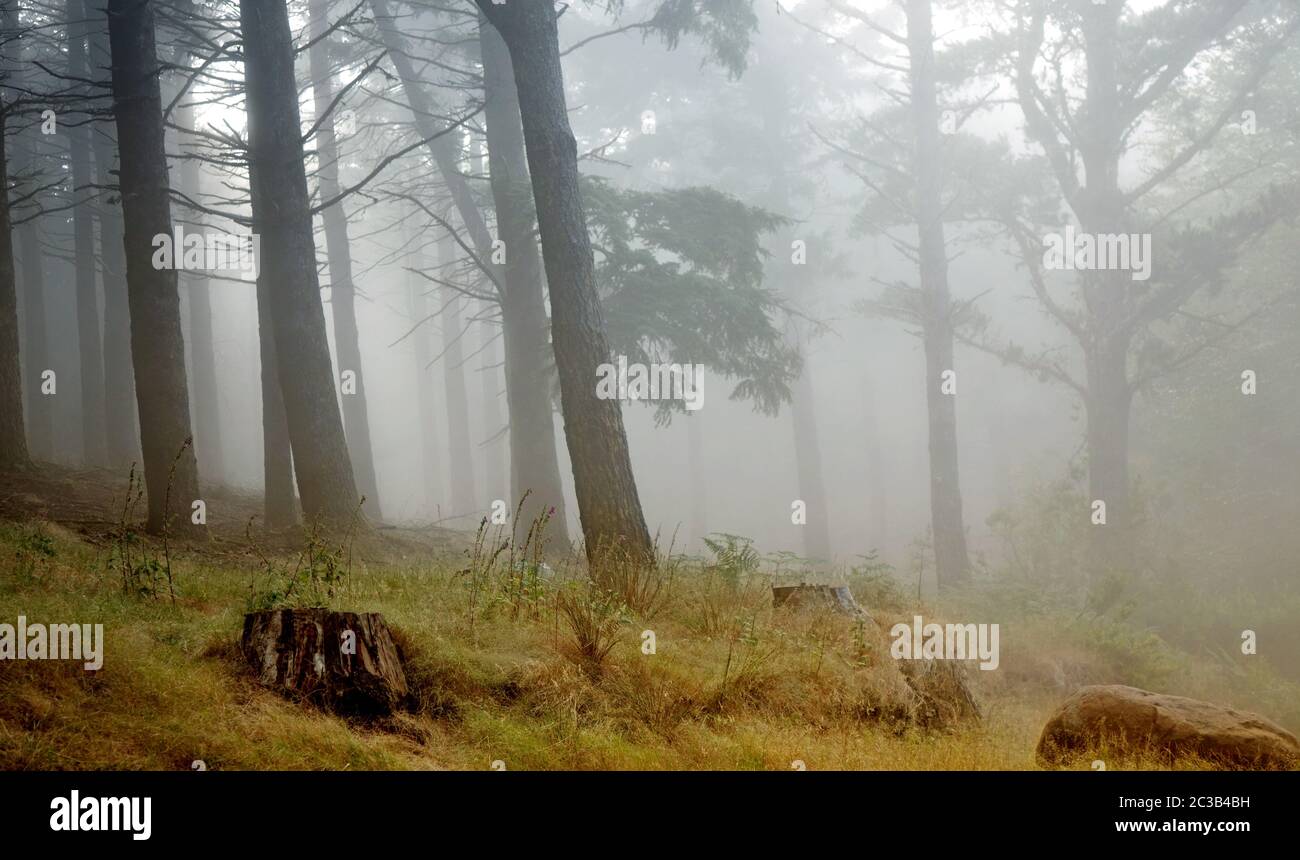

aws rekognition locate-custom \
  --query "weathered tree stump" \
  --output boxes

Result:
[240,608,409,716]
[772,583,872,621]
[1037,684,1300,769]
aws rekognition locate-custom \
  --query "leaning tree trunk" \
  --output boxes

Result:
[0,108,29,470]
[67,0,108,467]
[480,14,570,545]
[907,0,969,588]
[307,0,381,520]
[241,0,361,527]
[106,0,203,536]
[477,0,653,564]
[87,8,141,469]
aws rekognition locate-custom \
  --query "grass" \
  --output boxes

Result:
[1,469,1296,771]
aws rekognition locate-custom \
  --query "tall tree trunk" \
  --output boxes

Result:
[0,107,29,470]
[1084,336,1133,573]
[258,276,297,528]
[476,0,653,564]
[68,0,107,466]
[479,14,570,545]
[3,2,53,462]
[479,317,508,507]
[907,0,969,588]
[106,0,203,535]
[862,372,888,553]
[87,8,141,469]
[789,324,832,561]
[241,0,360,527]
[437,231,477,517]
[308,0,381,520]
[406,232,441,518]
[174,101,225,487]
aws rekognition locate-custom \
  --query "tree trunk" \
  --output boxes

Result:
[87,9,141,470]
[1085,337,1133,572]
[67,0,107,467]
[308,0,381,521]
[258,276,297,528]
[406,233,441,518]
[0,108,29,470]
[172,98,225,486]
[907,0,969,588]
[477,0,653,564]
[789,324,833,562]
[479,317,508,507]
[106,0,203,536]
[437,231,477,517]
[241,0,361,527]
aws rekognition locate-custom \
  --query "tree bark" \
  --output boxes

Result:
[308,0,381,521]
[106,0,203,535]
[87,6,141,469]
[480,15,570,544]
[479,317,508,507]
[67,0,108,466]
[476,0,653,564]
[241,0,361,527]
[0,107,29,470]
[907,0,970,588]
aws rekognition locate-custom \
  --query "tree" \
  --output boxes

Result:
[476,0,653,563]
[307,0,382,520]
[241,0,361,526]
[67,0,107,466]
[0,57,27,469]
[106,0,202,535]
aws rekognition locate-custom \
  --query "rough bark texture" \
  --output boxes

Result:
[308,0,381,521]
[907,0,969,588]
[241,608,409,716]
[480,15,570,545]
[88,8,141,469]
[106,0,203,536]
[0,108,28,469]
[477,0,653,564]
[257,273,297,528]
[67,0,107,466]
[1037,685,1300,769]
[241,0,360,527]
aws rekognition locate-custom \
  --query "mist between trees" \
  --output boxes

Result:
[0,0,1296,624]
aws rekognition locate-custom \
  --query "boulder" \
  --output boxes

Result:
[1037,684,1299,769]
[240,608,409,716]
[772,583,872,622]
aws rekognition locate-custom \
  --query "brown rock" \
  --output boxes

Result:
[1037,684,1299,769]
[240,608,409,716]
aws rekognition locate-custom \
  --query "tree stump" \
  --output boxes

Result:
[240,608,409,716]
[772,583,872,622]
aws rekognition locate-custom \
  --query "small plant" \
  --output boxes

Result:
[589,531,678,618]
[246,500,364,611]
[702,532,760,591]
[106,465,169,600]
[555,580,630,679]
[12,524,56,582]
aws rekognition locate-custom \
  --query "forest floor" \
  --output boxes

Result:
[1,464,1296,771]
